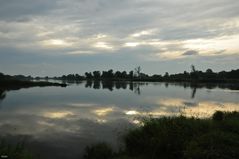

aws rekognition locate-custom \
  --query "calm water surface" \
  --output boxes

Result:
[0,81,239,158]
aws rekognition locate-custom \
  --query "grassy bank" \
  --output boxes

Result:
[0,140,35,159]
[84,111,239,159]
[0,79,67,90]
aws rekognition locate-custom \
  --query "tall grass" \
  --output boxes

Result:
[0,140,35,159]
[84,111,239,159]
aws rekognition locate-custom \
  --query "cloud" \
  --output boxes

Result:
[0,0,239,75]
[183,50,199,56]
[0,0,58,21]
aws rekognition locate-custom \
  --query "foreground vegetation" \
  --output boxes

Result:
[0,140,34,159]
[1,111,239,159]
[84,111,239,159]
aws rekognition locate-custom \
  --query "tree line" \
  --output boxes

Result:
[1,65,239,83]
[0,72,33,81]
[50,66,239,82]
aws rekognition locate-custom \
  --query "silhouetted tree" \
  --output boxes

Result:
[93,71,101,79]
[164,72,169,78]
[101,70,114,79]
[191,65,196,73]
[121,71,127,78]
[107,69,114,78]
[85,72,93,79]
[134,66,141,78]
[206,69,213,74]
[114,71,122,78]
[190,65,198,80]
[128,71,134,79]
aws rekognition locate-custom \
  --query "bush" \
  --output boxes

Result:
[0,141,34,159]
[124,117,209,159]
[83,111,239,159]
[212,111,224,121]
[83,143,113,159]
[184,131,239,159]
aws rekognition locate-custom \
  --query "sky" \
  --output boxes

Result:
[0,0,239,76]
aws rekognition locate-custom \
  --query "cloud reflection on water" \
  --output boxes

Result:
[0,82,238,158]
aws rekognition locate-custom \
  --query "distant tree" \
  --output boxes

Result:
[61,75,67,79]
[93,71,101,79]
[205,69,216,79]
[218,71,226,79]
[114,71,122,78]
[107,69,114,78]
[85,72,93,79]
[190,65,198,80]
[151,74,162,79]
[227,69,239,79]
[128,71,134,79]
[121,71,127,78]
[101,71,107,78]
[134,66,141,78]
[101,70,114,79]
[206,69,213,74]
[191,65,196,73]
[140,73,149,78]
[75,74,84,80]
[0,73,4,78]
[164,72,169,78]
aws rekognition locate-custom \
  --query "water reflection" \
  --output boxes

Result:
[191,87,197,98]
[83,81,239,98]
[43,111,74,119]
[85,80,142,95]
[0,82,238,158]
[0,89,6,110]
[0,89,6,101]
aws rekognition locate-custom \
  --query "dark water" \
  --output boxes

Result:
[0,81,239,159]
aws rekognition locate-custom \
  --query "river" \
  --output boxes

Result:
[0,81,238,159]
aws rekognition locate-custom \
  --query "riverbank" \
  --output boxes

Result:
[0,79,67,90]
[84,111,239,159]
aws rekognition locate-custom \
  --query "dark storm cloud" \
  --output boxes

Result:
[183,50,199,56]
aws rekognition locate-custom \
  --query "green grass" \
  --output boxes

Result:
[83,111,239,159]
[0,140,35,159]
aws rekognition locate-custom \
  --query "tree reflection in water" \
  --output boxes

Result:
[0,89,6,101]
[83,80,239,97]
[84,80,143,95]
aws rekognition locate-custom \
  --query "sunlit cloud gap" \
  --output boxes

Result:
[41,39,72,47]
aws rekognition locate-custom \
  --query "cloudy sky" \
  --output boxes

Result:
[0,0,239,76]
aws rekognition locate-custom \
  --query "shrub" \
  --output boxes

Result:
[83,143,113,159]
[212,111,224,121]
[124,117,209,159]
[184,131,239,159]
[0,141,34,159]
[83,111,239,159]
